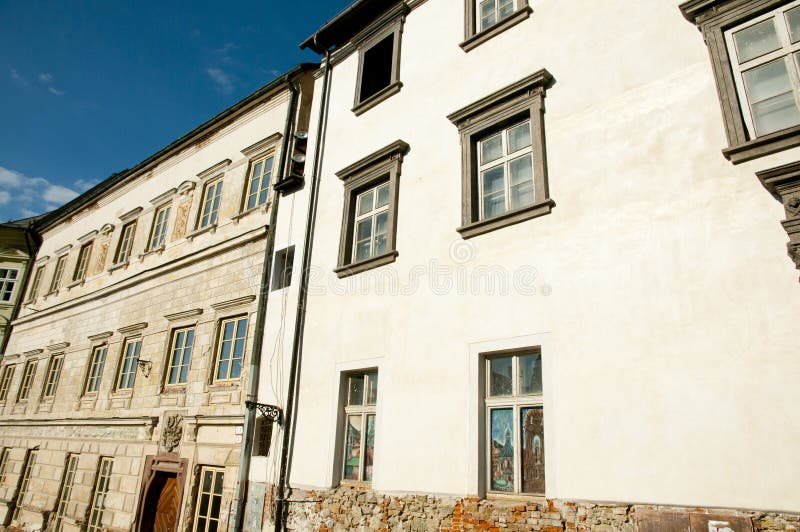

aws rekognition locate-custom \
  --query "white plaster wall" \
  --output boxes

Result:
[286,0,800,513]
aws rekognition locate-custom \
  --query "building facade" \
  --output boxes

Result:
[0,219,38,355]
[0,65,315,532]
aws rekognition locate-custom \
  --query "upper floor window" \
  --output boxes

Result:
[117,337,141,390]
[199,179,223,228]
[478,120,534,220]
[681,0,800,163]
[166,327,194,385]
[0,268,18,302]
[73,242,93,282]
[341,371,378,483]
[353,16,404,116]
[114,221,137,264]
[214,317,247,382]
[49,255,68,293]
[0,365,15,402]
[27,265,45,301]
[271,246,295,291]
[42,354,65,399]
[16,360,37,401]
[461,0,531,52]
[148,204,171,250]
[84,345,107,394]
[245,154,274,210]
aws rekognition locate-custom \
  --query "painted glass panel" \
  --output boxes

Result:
[344,415,362,481]
[364,414,376,482]
[521,407,545,493]
[490,408,514,492]
[348,375,364,406]
[365,373,378,405]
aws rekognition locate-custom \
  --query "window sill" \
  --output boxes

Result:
[231,204,269,223]
[339,480,373,490]
[111,389,133,397]
[334,250,399,279]
[66,278,85,290]
[460,7,532,53]
[139,245,165,261]
[162,385,186,395]
[208,381,240,391]
[723,125,800,164]
[486,492,545,503]
[108,261,130,273]
[458,199,554,240]
[187,223,218,241]
[352,81,403,117]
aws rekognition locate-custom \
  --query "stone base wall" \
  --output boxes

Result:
[259,485,799,532]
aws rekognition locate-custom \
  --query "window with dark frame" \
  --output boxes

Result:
[42,354,64,399]
[0,365,15,402]
[84,346,107,395]
[114,221,137,264]
[16,360,37,402]
[73,242,93,282]
[11,449,36,523]
[448,70,554,239]
[271,246,295,291]
[461,0,532,52]
[52,454,79,532]
[353,14,405,116]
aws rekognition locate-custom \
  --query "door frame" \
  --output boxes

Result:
[136,454,188,532]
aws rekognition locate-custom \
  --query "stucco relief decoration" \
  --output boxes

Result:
[788,243,800,268]
[786,196,800,218]
[172,201,191,240]
[161,414,183,452]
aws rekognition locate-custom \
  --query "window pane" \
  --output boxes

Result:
[480,0,497,30]
[490,408,514,492]
[355,240,371,262]
[480,133,503,164]
[348,375,364,406]
[509,155,534,210]
[364,414,376,481]
[376,183,390,208]
[521,406,545,494]
[481,166,506,219]
[743,59,800,135]
[365,373,378,405]
[519,353,542,395]
[373,211,389,256]
[498,0,514,20]
[733,18,781,63]
[489,357,513,396]
[356,218,372,242]
[357,190,374,216]
[508,121,531,153]
[787,6,800,43]
[753,92,800,135]
[344,415,362,480]
[743,59,795,103]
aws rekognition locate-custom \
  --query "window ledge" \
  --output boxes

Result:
[352,81,403,117]
[486,492,545,503]
[139,245,165,261]
[187,223,218,241]
[66,278,85,290]
[334,250,399,279]
[111,389,133,397]
[231,204,269,223]
[460,7,532,53]
[458,199,554,240]
[208,381,240,390]
[339,480,373,490]
[162,385,186,395]
[723,125,800,164]
[108,261,130,273]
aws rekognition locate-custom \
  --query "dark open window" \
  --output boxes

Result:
[271,246,295,291]
[360,35,394,102]
[352,17,404,116]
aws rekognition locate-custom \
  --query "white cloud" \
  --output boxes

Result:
[206,67,234,94]
[43,185,78,204]
[48,87,64,96]
[0,191,9,205]
[9,68,28,86]
[75,178,98,191]
[38,72,53,83]
[0,166,82,220]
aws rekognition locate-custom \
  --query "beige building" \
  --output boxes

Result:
[0,64,315,532]
[0,219,38,356]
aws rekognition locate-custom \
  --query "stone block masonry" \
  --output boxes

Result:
[265,485,799,532]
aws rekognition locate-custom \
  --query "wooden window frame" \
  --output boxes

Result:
[0,268,19,303]
[84,345,108,395]
[42,354,65,399]
[192,466,225,532]
[26,265,45,302]
[116,337,142,391]
[148,203,172,251]
[16,360,37,402]
[52,454,79,532]
[11,449,37,523]
[114,220,137,265]
[0,365,15,402]
[461,0,531,52]
[165,326,195,386]
[49,255,68,293]
[86,457,113,532]
[212,316,248,383]
[243,153,275,211]
[0,448,10,485]
[197,178,223,229]
[73,242,93,282]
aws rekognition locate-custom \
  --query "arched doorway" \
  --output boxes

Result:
[137,455,187,532]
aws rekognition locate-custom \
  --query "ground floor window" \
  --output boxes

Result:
[11,449,37,522]
[53,454,79,532]
[342,371,378,483]
[86,457,113,532]
[193,466,224,532]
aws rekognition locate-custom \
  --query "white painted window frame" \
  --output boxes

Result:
[84,345,107,395]
[148,203,172,250]
[0,268,19,302]
[42,354,65,399]
[199,178,223,228]
[477,119,534,221]
[244,153,275,211]
[213,316,248,382]
[341,371,378,483]
[86,457,113,532]
[117,337,141,390]
[193,466,224,532]
[352,183,391,263]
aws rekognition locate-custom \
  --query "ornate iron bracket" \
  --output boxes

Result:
[245,401,282,425]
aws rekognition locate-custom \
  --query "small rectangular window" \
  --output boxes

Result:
[16,360,37,402]
[42,354,65,399]
[167,327,195,385]
[148,204,171,250]
[342,371,378,483]
[193,466,224,532]
[84,346,107,394]
[199,179,223,228]
[271,246,295,291]
[49,256,68,293]
[86,457,113,532]
[214,318,247,382]
[0,448,10,484]
[73,242,93,282]
[245,154,274,210]
[117,338,142,390]
[27,266,45,301]
[0,268,19,302]
[0,365,15,402]
[353,18,403,115]
[12,450,37,523]
[255,417,274,457]
[114,221,137,264]
[52,454,79,532]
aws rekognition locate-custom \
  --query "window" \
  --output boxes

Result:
[52,454,79,532]
[198,179,223,228]
[484,350,544,495]
[214,317,247,382]
[448,70,554,239]
[0,448,10,484]
[335,140,408,278]
[0,365,15,402]
[42,354,64,399]
[73,242,93,282]
[12,449,36,522]
[244,154,274,210]
[341,371,378,483]
[353,17,404,116]
[84,346,107,394]
[462,0,531,52]
[254,417,274,457]
[0,268,19,302]
[86,457,113,532]
[271,246,295,291]
[49,255,68,293]
[27,266,45,301]
[681,0,800,163]
[117,338,141,390]
[193,466,224,532]
[16,360,37,401]
[166,327,195,385]
[148,204,171,250]
[114,221,137,264]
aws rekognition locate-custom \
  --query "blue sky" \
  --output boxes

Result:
[0,0,351,222]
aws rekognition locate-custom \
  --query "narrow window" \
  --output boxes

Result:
[199,179,223,228]
[167,327,195,385]
[16,360,37,401]
[42,354,65,399]
[52,454,79,532]
[477,120,534,220]
[477,0,516,31]
[245,154,274,210]
[271,246,295,291]
[353,19,403,115]
[114,221,137,264]
[27,266,45,301]
[0,365,15,402]
[11,450,37,522]
[214,317,247,382]
[117,338,141,390]
[0,268,19,302]
[84,346,108,394]
[255,418,274,457]
[0,448,10,484]
[360,35,394,102]
[49,255,68,293]
[342,371,378,482]
[86,457,113,532]
[148,204,171,250]
[485,350,544,495]
[353,183,391,263]
[73,242,93,282]
[193,466,224,532]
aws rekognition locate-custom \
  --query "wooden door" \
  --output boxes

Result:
[153,477,179,532]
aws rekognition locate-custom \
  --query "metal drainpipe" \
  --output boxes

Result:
[230,76,299,532]
[273,48,332,532]
[0,223,39,358]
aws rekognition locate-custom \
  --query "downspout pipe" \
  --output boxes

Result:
[0,222,40,358]
[274,49,332,532]
[231,76,299,532]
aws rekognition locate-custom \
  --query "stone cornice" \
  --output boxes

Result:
[211,295,256,311]
[164,309,203,322]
